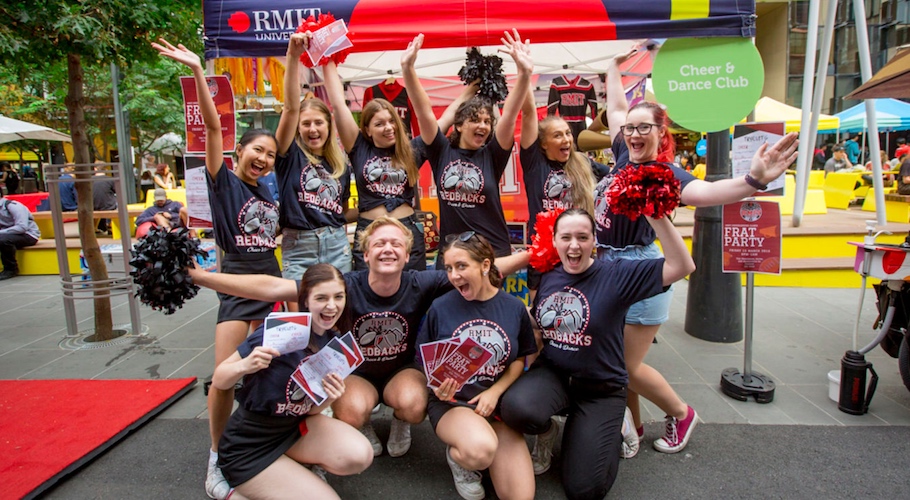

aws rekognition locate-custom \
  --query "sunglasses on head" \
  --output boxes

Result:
[445,231,476,244]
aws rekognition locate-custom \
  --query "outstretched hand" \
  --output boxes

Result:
[287,32,311,59]
[500,29,532,74]
[611,48,637,68]
[401,34,424,68]
[750,132,800,184]
[152,38,202,71]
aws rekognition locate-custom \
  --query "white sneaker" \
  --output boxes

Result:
[531,416,561,475]
[445,446,485,500]
[621,407,640,459]
[387,417,412,457]
[360,422,383,456]
[205,451,232,500]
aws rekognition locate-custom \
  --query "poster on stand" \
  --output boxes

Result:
[722,200,782,275]
[183,155,233,229]
[732,122,786,196]
[180,75,235,153]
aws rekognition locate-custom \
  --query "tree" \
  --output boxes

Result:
[0,0,200,340]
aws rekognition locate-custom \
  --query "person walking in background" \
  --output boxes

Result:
[0,192,39,280]
[844,134,861,164]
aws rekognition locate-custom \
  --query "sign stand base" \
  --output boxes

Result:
[721,367,775,403]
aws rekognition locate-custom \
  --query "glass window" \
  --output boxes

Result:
[834,75,862,113]
[791,0,810,26]
[835,26,861,74]
[789,30,807,75]
[787,78,804,108]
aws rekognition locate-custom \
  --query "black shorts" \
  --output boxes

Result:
[217,408,304,487]
[216,252,281,323]
[355,363,422,402]
[426,394,501,430]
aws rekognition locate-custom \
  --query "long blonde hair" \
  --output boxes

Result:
[538,116,595,215]
[297,98,346,180]
[360,98,418,186]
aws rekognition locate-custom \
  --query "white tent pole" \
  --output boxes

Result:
[793,0,823,227]
[806,0,838,172]
[853,0,886,226]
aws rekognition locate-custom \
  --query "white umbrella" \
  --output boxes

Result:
[148,132,184,155]
[0,115,71,144]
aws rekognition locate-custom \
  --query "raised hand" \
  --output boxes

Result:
[287,32,311,59]
[152,38,202,71]
[401,34,424,68]
[750,132,800,184]
[500,29,532,75]
[611,48,637,68]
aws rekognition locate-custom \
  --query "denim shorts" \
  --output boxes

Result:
[281,225,352,280]
[597,242,673,326]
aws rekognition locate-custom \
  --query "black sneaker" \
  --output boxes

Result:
[0,269,19,281]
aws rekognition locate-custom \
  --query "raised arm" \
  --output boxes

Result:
[646,216,695,286]
[153,39,223,179]
[520,86,538,149]
[324,61,360,152]
[495,29,533,151]
[276,33,308,155]
[680,132,799,206]
[188,267,299,303]
[438,80,479,134]
[401,34,439,145]
[212,346,281,390]
[605,49,636,141]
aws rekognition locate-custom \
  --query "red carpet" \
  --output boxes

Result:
[0,377,196,499]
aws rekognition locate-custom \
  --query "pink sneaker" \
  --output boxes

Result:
[653,406,697,454]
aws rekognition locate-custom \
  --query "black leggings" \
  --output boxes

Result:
[500,362,626,500]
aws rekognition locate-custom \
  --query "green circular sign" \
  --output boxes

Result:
[652,38,764,132]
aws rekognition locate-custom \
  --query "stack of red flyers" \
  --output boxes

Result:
[420,337,493,392]
[291,332,364,405]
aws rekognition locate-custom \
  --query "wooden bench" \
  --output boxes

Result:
[32,208,146,239]
[881,193,910,223]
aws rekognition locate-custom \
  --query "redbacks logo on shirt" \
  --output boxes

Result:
[439,159,485,208]
[453,319,510,380]
[593,175,614,230]
[278,370,315,416]
[362,155,407,197]
[235,198,279,250]
[537,288,592,349]
[542,170,573,210]
[354,311,408,361]
[299,163,343,215]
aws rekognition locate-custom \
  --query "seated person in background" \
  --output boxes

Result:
[898,156,910,195]
[93,163,118,235]
[136,188,190,238]
[0,193,40,280]
[824,145,852,176]
[1,162,20,195]
[59,164,78,211]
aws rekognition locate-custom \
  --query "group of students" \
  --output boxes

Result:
[155,29,799,500]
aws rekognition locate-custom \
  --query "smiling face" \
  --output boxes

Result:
[553,212,595,274]
[235,135,277,184]
[540,119,574,163]
[443,246,492,301]
[623,107,664,164]
[456,109,493,150]
[365,108,398,149]
[298,107,330,155]
[362,223,410,276]
[304,279,346,335]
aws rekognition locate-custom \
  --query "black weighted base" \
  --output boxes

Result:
[721,367,775,403]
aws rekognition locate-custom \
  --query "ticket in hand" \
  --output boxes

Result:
[262,312,311,355]
[291,332,363,405]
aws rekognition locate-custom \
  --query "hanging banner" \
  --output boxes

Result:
[180,76,236,153]
[203,0,755,59]
[722,200,782,275]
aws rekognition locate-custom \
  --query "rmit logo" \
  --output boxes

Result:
[227,9,322,34]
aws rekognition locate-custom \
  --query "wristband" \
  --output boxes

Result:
[744,174,767,191]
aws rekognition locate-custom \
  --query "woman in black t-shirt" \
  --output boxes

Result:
[214,264,372,499]
[155,38,283,500]
[501,209,694,499]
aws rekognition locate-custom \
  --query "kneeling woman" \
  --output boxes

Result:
[500,209,694,500]
[417,233,537,500]
[214,264,373,499]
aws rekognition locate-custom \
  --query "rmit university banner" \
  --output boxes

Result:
[203,0,755,59]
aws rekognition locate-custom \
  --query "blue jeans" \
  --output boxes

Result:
[597,242,673,325]
[281,226,352,279]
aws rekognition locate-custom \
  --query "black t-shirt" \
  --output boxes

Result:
[4,169,19,194]
[417,290,537,403]
[899,159,910,188]
[235,326,336,416]
[425,130,512,256]
[344,269,453,379]
[348,133,416,213]
[92,177,117,210]
[206,162,279,254]
[594,140,696,248]
[275,140,350,230]
[521,142,609,236]
[533,259,664,384]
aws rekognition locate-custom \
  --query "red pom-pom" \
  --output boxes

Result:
[296,13,354,68]
[607,163,680,221]
[528,208,565,273]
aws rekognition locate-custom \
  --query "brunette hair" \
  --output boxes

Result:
[441,232,502,288]
[538,116,596,214]
[297,263,352,334]
[554,208,596,237]
[356,216,413,254]
[448,96,496,148]
[629,101,676,163]
[155,164,168,176]
[360,98,418,186]
[296,98,346,180]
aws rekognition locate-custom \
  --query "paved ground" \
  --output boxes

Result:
[2,274,909,498]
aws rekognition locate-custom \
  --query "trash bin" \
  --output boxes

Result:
[22,178,37,194]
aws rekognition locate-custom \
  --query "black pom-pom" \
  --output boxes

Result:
[129,227,206,315]
[458,48,508,102]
